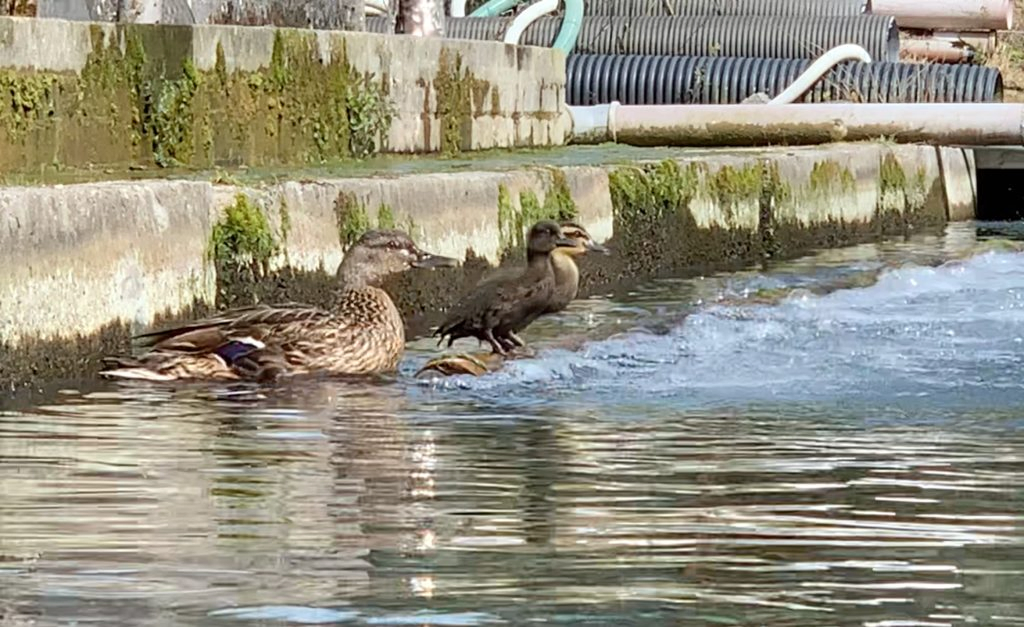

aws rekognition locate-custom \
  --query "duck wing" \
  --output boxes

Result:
[134,303,335,354]
[487,270,556,332]
[441,261,554,330]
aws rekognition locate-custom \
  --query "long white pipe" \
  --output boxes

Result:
[769,44,872,105]
[870,0,1013,30]
[365,0,389,13]
[504,0,559,44]
[568,102,1024,146]
[450,0,467,16]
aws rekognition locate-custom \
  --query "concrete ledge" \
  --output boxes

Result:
[0,142,966,391]
[0,16,569,173]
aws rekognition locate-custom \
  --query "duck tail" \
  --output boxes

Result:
[98,357,177,382]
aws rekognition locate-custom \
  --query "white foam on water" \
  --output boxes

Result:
[416,251,1024,411]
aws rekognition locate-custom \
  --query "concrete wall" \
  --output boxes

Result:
[0,16,569,174]
[0,142,974,390]
[17,0,367,28]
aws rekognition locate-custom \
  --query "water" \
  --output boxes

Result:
[3,223,1024,626]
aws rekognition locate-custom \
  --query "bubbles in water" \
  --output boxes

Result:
[416,250,1024,413]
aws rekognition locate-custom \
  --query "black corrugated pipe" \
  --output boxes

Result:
[582,0,867,17]
[366,15,901,62]
[566,53,1004,105]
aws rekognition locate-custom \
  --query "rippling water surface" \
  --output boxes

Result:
[3,223,1024,626]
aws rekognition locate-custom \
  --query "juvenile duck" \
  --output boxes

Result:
[544,221,610,315]
[432,220,577,356]
[100,229,458,382]
[415,222,608,378]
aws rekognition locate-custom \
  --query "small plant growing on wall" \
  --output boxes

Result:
[346,73,395,159]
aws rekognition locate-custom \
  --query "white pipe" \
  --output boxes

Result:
[450,0,467,17]
[365,0,390,12]
[568,102,1024,147]
[504,0,558,45]
[768,44,872,105]
[870,0,1013,31]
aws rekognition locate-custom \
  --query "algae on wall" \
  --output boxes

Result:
[607,158,796,270]
[0,26,396,173]
[333,191,417,251]
[208,192,283,306]
[433,48,491,156]
[496,169,579,258]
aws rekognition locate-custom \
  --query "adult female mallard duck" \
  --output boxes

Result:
[100,229,459,382]
[431,220,580,356]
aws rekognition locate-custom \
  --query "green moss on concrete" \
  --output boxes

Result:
[609,159,700,234]
[208,192,280,281]
[809,159,856,194]
[434,48,490,156]
[704,164,762,219]
[494,170,582,258]
[278,197,292,243]
[877,151,929,219]
[0,25,396,173]
[0,73,61,140]
[497,183,516,253]
[334,191,370,249]
[608,157,770,274]
[347,73,395,159]
[880,152,907,196]
[376,203,396,229]
[149,59,201,167]
[544,167,578,222]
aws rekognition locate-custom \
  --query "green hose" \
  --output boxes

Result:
[471,0,584,54]
[551,0,582,54]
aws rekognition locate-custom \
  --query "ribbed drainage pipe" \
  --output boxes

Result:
[566,53,1003,105]
[366,15,901,62]
[581,0,867,17]
[569,102,1024,146]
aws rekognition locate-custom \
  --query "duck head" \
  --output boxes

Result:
[558,221,611,257]
[337,229,459,287]
[527,220,578,257]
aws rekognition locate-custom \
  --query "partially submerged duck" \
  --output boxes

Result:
[100,229,459,382]
[432,220,577,356]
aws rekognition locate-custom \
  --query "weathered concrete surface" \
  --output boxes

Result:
[18,0,366,28]
[0,16,568,173]
[0,142,972,392]
[940,146,978,222]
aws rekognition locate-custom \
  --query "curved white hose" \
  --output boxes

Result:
[768,43,873,105]
[450,0,468,17]
[365,0,389,13]
[504,0,559,45]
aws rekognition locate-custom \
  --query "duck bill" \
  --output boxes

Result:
[412,251,460,269]
[584,240,611,255]
[554,237,579,248]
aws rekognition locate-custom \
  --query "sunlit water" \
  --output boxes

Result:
[3,222,1024,626]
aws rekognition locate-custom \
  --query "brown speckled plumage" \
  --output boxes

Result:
[100,230,457,382]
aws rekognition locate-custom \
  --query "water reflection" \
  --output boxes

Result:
[1,223,1024,626]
